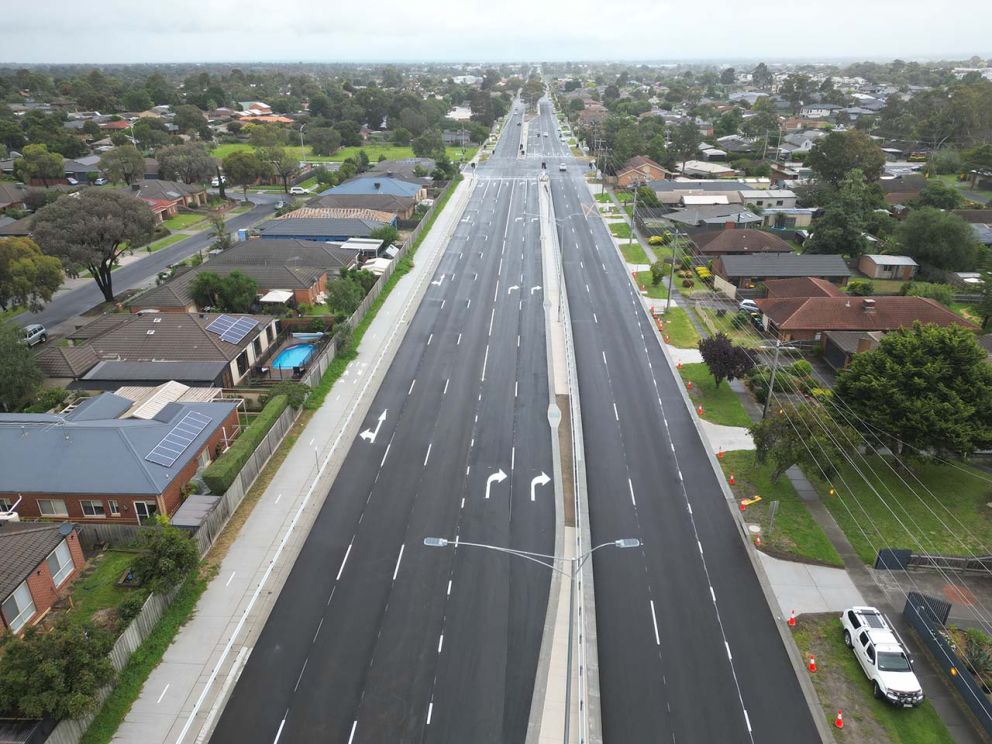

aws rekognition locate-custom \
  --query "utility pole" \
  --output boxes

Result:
[626,184,638,255]
[762,340,783,420]
[665,228,679,313]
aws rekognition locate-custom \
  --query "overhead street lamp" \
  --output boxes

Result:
[424,536,640,744]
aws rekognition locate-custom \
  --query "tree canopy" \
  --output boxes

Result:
[698,333,755,387]
[806,130,886,186]
[0,236,63,312]
[0,322,42,412]
[157,143,216,184]
[189,270,258,312]
[750,404,858,483]
[893,207,980,272]
[99,144,145,185]
[13,143,63,186]
[222,150,271,201]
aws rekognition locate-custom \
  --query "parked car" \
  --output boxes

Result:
[841,607,924,707]
[211,176,227,187]
[93,177,108,186]
[738,299,760,313]
[21,324,47,347]
[66,177,79,185]
[289,186,310,195]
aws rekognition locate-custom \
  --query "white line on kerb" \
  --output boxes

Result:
[744,708,752,733]
[424,444,432,467]
[725,641,733,661]
[156,683,170,704]
[408,379,416,395]
[273,717,287,744]
[443,378,449,395]
[225,572,236,587]
[698,540,704,556]
[628,478,636,506]
[650,601,661,646]
[393,544,405,580]
[336,542,353,581]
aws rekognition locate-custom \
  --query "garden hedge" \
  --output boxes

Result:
[202,394,289,494]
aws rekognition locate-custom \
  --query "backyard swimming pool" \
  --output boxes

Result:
[272,343,316,369]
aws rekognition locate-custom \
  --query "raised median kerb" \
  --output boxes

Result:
[113,174,478,744]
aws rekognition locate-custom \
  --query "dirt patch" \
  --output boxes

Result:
[556,394,575,527]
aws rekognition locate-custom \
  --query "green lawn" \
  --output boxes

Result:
[794,614,955,744]
[720,451,842,566]
[145,234,188,253]
[693,305,765,348]
[809,457,992,564]
[211,143,476,165]
[931,173,992,200]
[0,306,26,321]
[594,192,612,204]
[609,222,632,240]
[678,362,753,428]
[615,190,633,203]
[660,306,700,348]
[636,271,667,300]
[161,213,206,231]
[867,278,909,295]
[619,240,648,264]
[66,550,136,628]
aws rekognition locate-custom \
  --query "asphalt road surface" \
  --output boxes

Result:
[536,98,820,743]
[12,195,279,333]
[211,107,556,743]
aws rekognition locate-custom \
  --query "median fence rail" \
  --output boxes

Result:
[903,592,992,735]
[44,588,180,744]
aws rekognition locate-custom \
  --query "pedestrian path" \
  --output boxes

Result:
[757,552,864,615]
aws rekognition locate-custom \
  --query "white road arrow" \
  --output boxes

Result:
[530,285,543,295]
[431,274,446,286]
[359,409,388,444]
[485,469,508,499]
[530,472,551,501]
[507,285,520,295]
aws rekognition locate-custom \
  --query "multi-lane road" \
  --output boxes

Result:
[212,108,556,743]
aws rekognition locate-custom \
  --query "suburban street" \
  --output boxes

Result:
[535,98,822,742]
[11,195,279,333]
[211,109,556,743]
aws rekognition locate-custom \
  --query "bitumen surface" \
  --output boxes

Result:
[210,109,556,743]
[537,100,823,743]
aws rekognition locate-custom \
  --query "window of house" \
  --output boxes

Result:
[135,501,158,520]
[0,498,12,512]
[47,540,74,586]
[199,448,211,469]
[37,499,67,517]
[1,582,36,633]
[267,324,275,343]
[108,500,121,516]
[252,337,262,359]
[80,500,106,518]
[776,200,783,206]
[236,351,249,376]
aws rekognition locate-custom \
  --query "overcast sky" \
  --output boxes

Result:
[2,0,989,65]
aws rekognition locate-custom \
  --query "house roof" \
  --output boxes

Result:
[125,179,205,202]
[953,209,992,224]
[0,394,237,496]
[618,156,670,177]
[257,217,385,239]
[0,214,34,236]
[79,360,228,384]
[693,229,794,254]
[322,175,422,198]
[133,263,323,309]
[719,254,852,279]
[35,344,102,378]
[756,296,976,332]
[667,206,761,227]
[822,330,884,354]
[764,277,845,298]
[862,254,919,266]
[0,523,69,602]
[308,193,417,214]
[278,207,396,224]
[0,182,29,208]
[648,180,752,193]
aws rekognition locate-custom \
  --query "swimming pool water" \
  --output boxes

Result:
[272,343,316,369]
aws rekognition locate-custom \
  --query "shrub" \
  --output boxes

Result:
[202,394,289,494]
[901,281,955,306]
[681,278,695,288]
[22,387,69,413]
[131,518,199,595]
[267,381,309,409]
[790,360,813,376]
[846,279,874,296]
[117,591,149,625]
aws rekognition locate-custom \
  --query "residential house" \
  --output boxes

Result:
[0,214,34,237]
[62,155,103,183]
[616,156,672,188]
[800,104,841,119]
[647,179,754,206]
[0,522,85,634]
[879,173,926,206]
[712,255,851,289]
[370,158,436,180]
[665,205,761,229]
[41,312,280,387]
[130,179,207,208]
[678,160,737,178]
[739,189,797,210]
[759,208,816,230]
[257,215,389,242]
[692,229,795,258]
[442,129,471,147]
[308,193,419,221]
[764,277,845,299]
[0,182,29,211]
[320,175,426,201]
[238,101,272,116]
[277,207,398,226]
[822,331,884,370]
[858,254,919,281]
[755,295,974,342]
[0,391,239,524]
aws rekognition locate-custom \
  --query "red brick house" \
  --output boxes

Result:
[692,228,794,258]
[616,156,672,188]
[0,522,85,634]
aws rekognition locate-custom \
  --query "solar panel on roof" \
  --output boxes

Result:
[206,314,237,336]
[144,411,213,468]
[205,315,258,344]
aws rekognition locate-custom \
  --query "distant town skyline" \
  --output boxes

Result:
[2,0,990,65]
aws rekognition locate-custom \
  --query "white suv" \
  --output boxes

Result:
[840,607,924,707]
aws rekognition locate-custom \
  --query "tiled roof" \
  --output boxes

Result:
[756,296,977,332]
[719,255,851,280]
[35,345,101,378]
[309,193,417,213]
[278,207,396,223]
[693,229,794,254]
[0,523,68,602]
[257,217,385,239]
[764,277,845,298]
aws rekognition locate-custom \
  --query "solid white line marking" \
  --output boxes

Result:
[225,572,236,587]
[744,709,752,732]
[313,618,323,643]
[628,478,636,506]
[336,542,353,580]
[613,402,619,421]
[710,586,717,603]
[457,333,462,345]
[511,447,515,471]
[393,544,405,580]
[424,444,432,466]
[409,379,416,395]
[380,443,391,467]
[437,634,444,653]
[274,493,282,505]
[650,601,661,646]
[698,540,704,556]
[725,641,733,661]
[489,308,496,335]
[687,503,693,515]
[427,702,434,725]
[443,378,449,395]
[294,657,309,691]
[481,344,490,381]
[427,333,433,345]
[156,683,170,704]
[347,721,357,744]
[273,718,287,744]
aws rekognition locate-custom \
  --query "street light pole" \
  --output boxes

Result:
[423,537,639,744]
[626,184,638,257]
[299,124,306,161]
[665,227,681,313]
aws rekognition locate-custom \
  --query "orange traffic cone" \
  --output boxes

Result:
[717,449,724,459]
[834,710,843,729]
[754,535,761,547]
[729,473,735,485]
[788,610,796,628]
[739,499,746,512]
[664,334,670,343]
[676,360,682,369]
[697,404,703,415]
[808,656,817,673]
[686,381,693,390]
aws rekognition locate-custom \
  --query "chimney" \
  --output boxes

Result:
[862,298,876,313]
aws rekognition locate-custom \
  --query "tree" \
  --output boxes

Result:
[222,150,270,201]
[0,236,63,311]
[669,121,701,173]
[835,323,992,458]
[974,276,992,330]
[636,186,660,209]
[122,87,153,113]
[32,191,155,303]
[325,276,364,315]
[714,109,743,138]
[780,73,816,112]
[246,123,283,148]
[13,144,63,187]
[697,333,755,388]
[894,208,979,271]
[805,169,882,257]
[650,259,666,286]
[157,143,216,184]
[720,68,736,85]
[806,130,886,186]
[131,518,200,595]
[208,211,232,252]
[190,271,258,312]
[752,63,773,88]
[750,404,857,483]
[131,117,170,150]
[307,127,341,156]
[0,323,42,411]
[99,145,145,185]
[412,128,445,160]
[173,104,210,139]
[0,621,114,719]
[915,180,963,209]
[390,127,412,146]
[369,224,399,250]
[258,146,298,193]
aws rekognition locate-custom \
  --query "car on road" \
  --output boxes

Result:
[841,607,924,707]
[211,175,227,187]
[559,163,567,172]
[288,186,310,195]
[21,324,47,347]
[738,299,760,313]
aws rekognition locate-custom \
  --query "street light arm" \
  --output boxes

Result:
[443,540,573,578]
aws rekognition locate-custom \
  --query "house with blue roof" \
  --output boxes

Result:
[319,175,427,200]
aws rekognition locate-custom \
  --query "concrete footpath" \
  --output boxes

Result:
[113,174,477,744]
